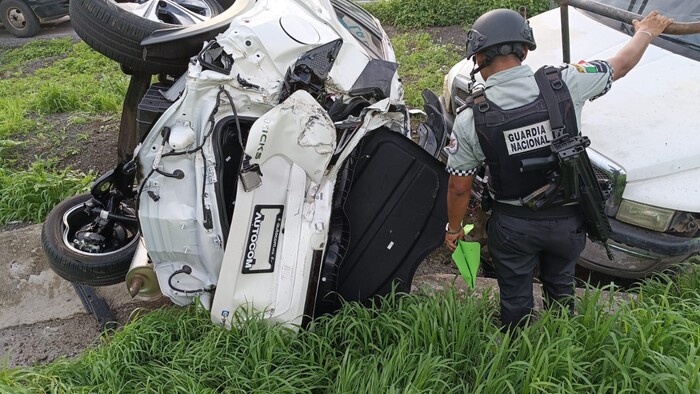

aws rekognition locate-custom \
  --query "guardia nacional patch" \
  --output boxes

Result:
[503,120,553,155]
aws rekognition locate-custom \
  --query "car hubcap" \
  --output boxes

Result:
[61,202,139,257]
[7,8,27,30]
[115,0,218,25]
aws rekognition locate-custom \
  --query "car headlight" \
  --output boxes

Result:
[615,200,675,232]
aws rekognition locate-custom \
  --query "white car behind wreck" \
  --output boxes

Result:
[443,0,700,278]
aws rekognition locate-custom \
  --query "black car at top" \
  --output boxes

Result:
[0,0,68,38]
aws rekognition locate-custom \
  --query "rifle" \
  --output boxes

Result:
[520,134,615,260]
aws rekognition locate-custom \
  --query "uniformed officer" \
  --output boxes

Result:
[444,8,673,329]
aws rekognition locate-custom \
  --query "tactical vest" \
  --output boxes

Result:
[470,66,579,200]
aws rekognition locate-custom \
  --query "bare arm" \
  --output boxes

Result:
[445,174,474,250]
[608,10,674,81]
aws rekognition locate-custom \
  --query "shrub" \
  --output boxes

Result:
[364,0,553,29]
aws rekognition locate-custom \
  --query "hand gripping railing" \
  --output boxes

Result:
[557,0,700,62]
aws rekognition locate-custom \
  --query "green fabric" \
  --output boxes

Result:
[451,224,480,288]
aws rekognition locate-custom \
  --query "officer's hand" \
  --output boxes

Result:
[444,230,465,251]
[633,10,674,40]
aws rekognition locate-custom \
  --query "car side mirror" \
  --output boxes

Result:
[450,74,473,114]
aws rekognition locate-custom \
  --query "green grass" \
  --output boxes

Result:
[392,33,463,107]
[0,160,94,225]
[0,37,73,73]
[0,39,126,138]
[0,39,125,224]
[2,267,699,393]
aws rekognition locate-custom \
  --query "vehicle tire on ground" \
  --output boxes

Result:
[41,193,140,286]
[69,0,225,75]
[0,0,40,38]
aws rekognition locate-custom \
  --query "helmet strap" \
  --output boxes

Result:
[469,56,491,80]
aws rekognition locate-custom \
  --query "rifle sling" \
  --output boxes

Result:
[534,67,566,139]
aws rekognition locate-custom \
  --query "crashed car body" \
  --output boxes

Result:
[442,0,700,278]
[42,0,447,328]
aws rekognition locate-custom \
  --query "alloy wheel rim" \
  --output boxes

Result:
[114,0,218,25]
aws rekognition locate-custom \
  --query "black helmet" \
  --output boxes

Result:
[465,8,536,60]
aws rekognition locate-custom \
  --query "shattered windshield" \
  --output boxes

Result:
[592,0,700,56]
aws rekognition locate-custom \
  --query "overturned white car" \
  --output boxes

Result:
[42,0,448,328]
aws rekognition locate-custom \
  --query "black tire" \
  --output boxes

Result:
[69,0,224,75]
[0,0,40,38]
[41,193,140,286]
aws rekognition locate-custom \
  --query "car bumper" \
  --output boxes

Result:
[579,219,700,279]
[30,0,69,21]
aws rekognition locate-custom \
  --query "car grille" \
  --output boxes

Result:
[592,164,613,200]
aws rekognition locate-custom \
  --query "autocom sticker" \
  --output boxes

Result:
[242,205,284,274]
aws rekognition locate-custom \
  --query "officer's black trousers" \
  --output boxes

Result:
[487,209,587,330]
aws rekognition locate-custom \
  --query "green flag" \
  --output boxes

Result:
[451,224,480,288]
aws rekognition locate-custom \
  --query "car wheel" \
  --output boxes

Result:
[41,193,140,286]
[69,0,225,75]
[0,0,40,38]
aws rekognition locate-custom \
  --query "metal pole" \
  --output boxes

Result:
[560,3,570,63]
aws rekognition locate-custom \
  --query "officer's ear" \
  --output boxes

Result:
[521,47,529,61]
[475,52,486,67]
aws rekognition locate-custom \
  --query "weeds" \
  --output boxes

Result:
[2,267,700,392]
[0,160,94,225]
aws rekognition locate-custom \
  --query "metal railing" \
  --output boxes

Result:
[558,0,700,62]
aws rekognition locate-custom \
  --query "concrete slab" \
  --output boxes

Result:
[0,224,162,330]
[412,273,634,313]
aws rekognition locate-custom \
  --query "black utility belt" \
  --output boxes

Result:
[492,200,579,219]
